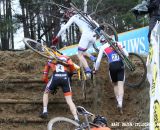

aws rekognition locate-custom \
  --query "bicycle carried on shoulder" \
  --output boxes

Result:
[47,106,100,130]
[23,38,91,99]
[70,3,147,88]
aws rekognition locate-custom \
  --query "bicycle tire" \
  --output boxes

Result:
[104,23,118,42]
[23,38,51,59]
[93,23,118,53]
[125,53,147,88]
[47,117,80,130]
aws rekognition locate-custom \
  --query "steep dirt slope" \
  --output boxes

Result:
[0,50,149,130]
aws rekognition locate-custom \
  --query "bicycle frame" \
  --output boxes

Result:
[76,106,98,130]
[47,106,101,130]
[43,45,83,79]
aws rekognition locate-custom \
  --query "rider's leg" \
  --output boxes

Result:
[83,51,96,62]
[41,76,54,117]
[112,82,118,99]
[112,82,121,106]
[77,50,90,70]
[109,68,124,108]
[42,91,49,113]
[77,34,96,72]
[64,94,79,121]
[117,81,124,108]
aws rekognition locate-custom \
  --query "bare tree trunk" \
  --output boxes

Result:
[84,0,89,13]
[20,2,30,38]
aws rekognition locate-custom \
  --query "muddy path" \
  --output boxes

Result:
[0,50,149,130]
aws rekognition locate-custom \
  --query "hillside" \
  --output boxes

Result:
[0,50,149,130]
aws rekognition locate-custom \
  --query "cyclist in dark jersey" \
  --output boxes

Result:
[40,54,79,122]
[95,41,128,114]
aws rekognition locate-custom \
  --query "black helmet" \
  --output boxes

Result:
[93,115,107,125]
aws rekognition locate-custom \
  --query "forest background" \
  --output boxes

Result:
[0,0,148,50]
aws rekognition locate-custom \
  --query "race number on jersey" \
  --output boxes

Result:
[56,64,65,72]
[111,53,120,61]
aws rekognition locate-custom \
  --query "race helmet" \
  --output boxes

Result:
[93,115,107,125]
[64,7,76,19]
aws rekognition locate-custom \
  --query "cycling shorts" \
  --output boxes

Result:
[109,60,124,82]
[78,32,96,51]
[45,72,72,96]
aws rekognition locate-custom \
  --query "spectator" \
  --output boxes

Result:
[147,0,160,43]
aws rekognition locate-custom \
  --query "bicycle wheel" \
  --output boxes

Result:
[47,117,80,130]
[93,23,118,53]
[125,53,147,88]
[103,23,118,42]
[23,38,50,59]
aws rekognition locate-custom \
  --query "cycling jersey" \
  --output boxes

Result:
[95,42,128,70]
[43,55,75,75]
[95,42,128,82]
[56,14,98,51]
[43,55,76,96]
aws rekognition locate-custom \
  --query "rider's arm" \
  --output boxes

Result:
[67,58,77,73]
[42,62,50,84]
[123,47,129,57]
[119,44,129,57]
[57,16,75,37]
[95,46,104,71]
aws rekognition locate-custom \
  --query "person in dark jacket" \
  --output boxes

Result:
[148,0,160,42]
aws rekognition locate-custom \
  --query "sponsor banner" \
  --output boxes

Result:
[118,26,149,55]
[60,26,149,56]
[147,21,160,130]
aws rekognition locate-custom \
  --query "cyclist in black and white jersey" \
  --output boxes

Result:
[95,41,128,114]
[52,8,98,78]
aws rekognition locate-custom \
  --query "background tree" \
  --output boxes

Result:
[0,0,148,50]
[0,0,14,50]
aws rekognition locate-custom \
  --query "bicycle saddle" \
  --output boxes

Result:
[77,106,94,116]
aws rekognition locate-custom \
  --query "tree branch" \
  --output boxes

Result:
[90,0,103,16]
[90,6,114,16]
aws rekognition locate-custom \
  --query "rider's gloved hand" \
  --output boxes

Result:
[52,36,59,45]
[42,76,48,84]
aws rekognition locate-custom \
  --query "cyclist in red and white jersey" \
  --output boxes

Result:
[52,8,98,78]
[95,41,128,114]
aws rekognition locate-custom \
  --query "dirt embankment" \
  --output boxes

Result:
[0,50,149,130]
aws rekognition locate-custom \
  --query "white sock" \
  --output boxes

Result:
[43,106,47,113]
[117,96,123,107]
